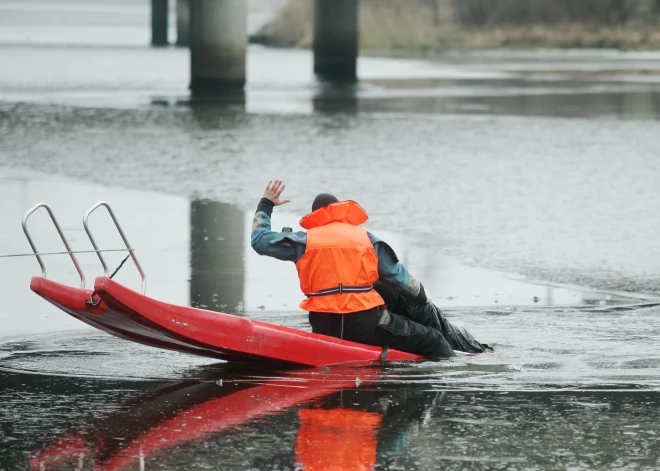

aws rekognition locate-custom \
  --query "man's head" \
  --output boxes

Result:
[312,193,339,212]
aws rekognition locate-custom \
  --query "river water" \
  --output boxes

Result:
[1,1,660,470]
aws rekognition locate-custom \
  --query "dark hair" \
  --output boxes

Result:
[312,193,339,212]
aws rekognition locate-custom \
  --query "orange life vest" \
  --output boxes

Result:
[296,200,385,314]
[295,408,382,471]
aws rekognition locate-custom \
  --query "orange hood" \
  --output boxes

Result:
[299,200,368,230]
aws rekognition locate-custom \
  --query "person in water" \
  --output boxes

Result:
[251,180,492,359]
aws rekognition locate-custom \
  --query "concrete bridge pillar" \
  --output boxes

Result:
[176,0,190,47]
[151,0,169,46]
[313,0,358,83]
[190,0,247,92]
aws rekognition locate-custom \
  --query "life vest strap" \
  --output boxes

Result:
[305,282,374,297]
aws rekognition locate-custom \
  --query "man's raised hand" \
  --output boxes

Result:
[263,180,291,206]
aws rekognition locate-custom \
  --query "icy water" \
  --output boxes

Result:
[2,1,660,470]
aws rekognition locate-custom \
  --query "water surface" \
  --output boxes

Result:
[1,2,660,469]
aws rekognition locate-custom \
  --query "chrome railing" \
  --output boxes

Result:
[22,203,86,289]
[83,201,146,294]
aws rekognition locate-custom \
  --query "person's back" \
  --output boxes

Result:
[297,200,384,315]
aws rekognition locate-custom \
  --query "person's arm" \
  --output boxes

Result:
[368,233,430,305]
[251,180,303,262]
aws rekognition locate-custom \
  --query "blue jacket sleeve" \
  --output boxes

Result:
[367,232,428,305]
[251,198,306,263]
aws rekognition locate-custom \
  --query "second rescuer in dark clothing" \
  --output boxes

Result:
[251,180,492,359]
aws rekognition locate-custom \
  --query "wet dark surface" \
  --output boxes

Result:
[2,1,660,469]
[2,299,660,470]
[2,364,660,470]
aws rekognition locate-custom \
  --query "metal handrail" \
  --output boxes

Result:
[22,203,86,289]
[83,201,146,294]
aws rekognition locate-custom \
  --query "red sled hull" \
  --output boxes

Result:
[30,276,423,366]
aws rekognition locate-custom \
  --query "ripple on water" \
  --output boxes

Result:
[2,305,660,389]
[0,331,217,381]
[0,334,514,388]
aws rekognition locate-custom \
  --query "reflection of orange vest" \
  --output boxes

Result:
[295,408,382,471]
[296,201,385,314]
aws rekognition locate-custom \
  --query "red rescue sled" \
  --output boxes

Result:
[31,276,422,366]
[24,202,423,367]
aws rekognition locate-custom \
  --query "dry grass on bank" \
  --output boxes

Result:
[454,24,660,50]
[256,0,660,51]
[256,0,313,47]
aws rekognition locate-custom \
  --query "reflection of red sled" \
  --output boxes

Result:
[24,202,422,367]
[29,366,380,471]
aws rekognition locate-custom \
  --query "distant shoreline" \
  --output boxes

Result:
[252,0,660,53]
[251,25,660,53]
